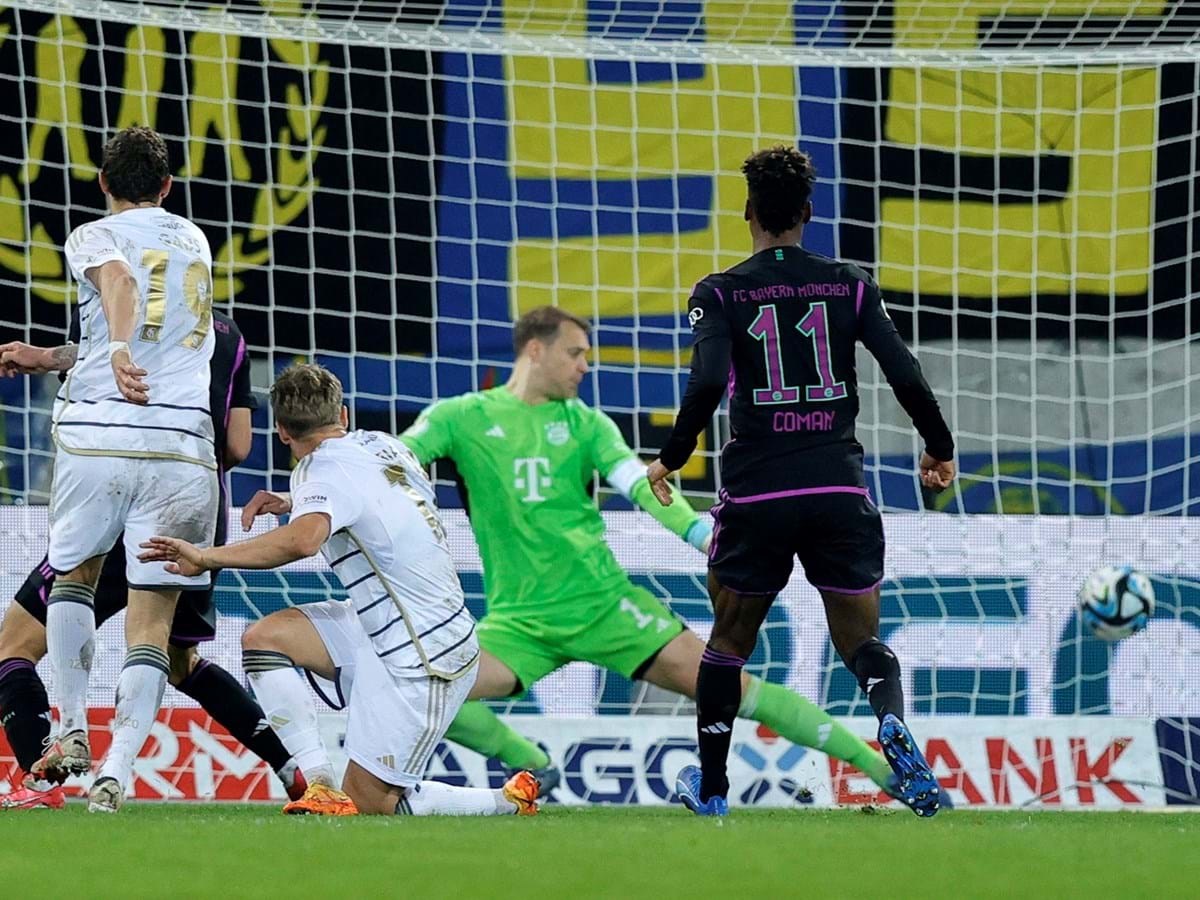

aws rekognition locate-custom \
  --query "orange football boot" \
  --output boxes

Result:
[502,770,540,816]
[282,782,358,816]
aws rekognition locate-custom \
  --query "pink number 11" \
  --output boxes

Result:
[747,303,847,405]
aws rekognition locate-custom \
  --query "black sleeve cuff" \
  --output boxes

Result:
[925,440,955,462]
[659,435,698,472]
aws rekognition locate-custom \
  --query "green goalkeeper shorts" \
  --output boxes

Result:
[476,584,686,694]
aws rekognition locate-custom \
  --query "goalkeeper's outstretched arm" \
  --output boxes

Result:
[593,409,711,552]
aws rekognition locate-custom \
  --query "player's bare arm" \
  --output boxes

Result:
[90,258,149,404]
[0,341,78,376]
[140,512,329,575]
[225,407,254,467]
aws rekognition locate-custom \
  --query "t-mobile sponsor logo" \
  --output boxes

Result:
[514,457,552,503]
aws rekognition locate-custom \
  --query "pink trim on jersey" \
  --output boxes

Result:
[724,485,870,504]
[708,489,729,562]
[224,336,247,430]
[712,286,726,307]
[855,281,864,318]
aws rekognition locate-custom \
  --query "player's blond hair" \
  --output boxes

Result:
[270,363,343,438]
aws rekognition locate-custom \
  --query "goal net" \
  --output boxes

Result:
[1,0,1199,806]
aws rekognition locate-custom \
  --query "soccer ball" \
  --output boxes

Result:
[1077,565,1156,641]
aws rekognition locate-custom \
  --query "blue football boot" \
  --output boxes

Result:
[878,714,940,817]
[675,765,729,817]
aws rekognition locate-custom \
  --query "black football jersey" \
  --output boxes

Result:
[661,245,953,495]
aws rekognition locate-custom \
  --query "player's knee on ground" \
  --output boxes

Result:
[341,762,400,815]
[166,644,199,687]
[0,604,48,663]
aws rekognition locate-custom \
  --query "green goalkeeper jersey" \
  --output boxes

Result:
[400,386,707,613]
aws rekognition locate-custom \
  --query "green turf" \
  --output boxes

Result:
[3,805,1199,898]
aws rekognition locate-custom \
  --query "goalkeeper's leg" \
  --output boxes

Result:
[641,626,895,791]
[445,650,551,772]
[442,619,570,789]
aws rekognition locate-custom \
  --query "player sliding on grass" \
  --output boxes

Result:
[0,310,306,810]
[392,305,900,797]
[649,145,957,817]
[141,363,540,817]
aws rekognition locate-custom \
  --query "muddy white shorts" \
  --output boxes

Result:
[48,451,217,590]
[300,598,478,787]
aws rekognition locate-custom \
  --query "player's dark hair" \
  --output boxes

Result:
[742,145,817,236]
[271,363,343,438]
[101,125,170,203]
[512,306,591,356]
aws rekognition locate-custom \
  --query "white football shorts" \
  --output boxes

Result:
[300,597,478,788]
[48,451,217,590]
[299,598,362,709]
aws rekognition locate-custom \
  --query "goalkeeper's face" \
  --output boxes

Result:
[535,323,590,400]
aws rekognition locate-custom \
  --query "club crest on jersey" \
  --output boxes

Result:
[688,307,704,328]
[545,421,570,446]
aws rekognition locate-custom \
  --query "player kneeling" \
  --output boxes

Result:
[141,364,538,816]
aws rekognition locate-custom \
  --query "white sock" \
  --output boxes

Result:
[399,781,517,816]
[45,582,96,734]
[245,663,334,786]
[98,645,168,787]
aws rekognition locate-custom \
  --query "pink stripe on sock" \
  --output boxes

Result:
[0,658,36,680]
[702,648,746,667]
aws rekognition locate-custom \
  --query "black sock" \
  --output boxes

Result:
[176,658,293,773]
[849,638,905,721]
[696,646,744,801]
[0,657,52,774]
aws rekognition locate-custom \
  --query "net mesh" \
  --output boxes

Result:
[2,509,1199,719]
[0,0,1199,804]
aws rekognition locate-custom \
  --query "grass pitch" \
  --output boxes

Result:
[2,804,1198,898]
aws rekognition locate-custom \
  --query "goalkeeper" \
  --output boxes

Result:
[402,306,896,796]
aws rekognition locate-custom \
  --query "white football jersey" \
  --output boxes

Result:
[289,430,477,681]
[53,207,216,468]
